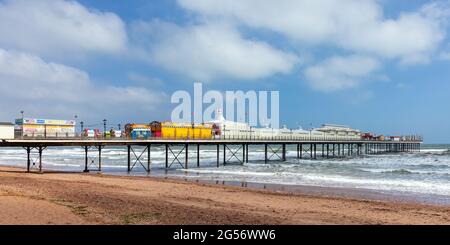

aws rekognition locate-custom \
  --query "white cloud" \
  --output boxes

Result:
[304,55,380,92]
[0,49,166,121]
[439,51,450,60]
[0,0,127,59]
[127,72,164,87]
[131,20,299,81]
[438,43,450,60]
[178,0,447,64]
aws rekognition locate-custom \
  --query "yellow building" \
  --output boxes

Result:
[161,122,212,139]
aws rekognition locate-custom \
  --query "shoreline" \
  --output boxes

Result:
[104,169,450,207]
[105,167,450,206]
[5,163,450,206]
[0,166,449,224]
[159,177,450,206]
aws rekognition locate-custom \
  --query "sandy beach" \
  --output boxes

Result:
[0,166,449,225]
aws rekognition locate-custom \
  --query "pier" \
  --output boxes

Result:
[0,139,422,173]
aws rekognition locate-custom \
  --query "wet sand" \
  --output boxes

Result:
[0,166,449,225]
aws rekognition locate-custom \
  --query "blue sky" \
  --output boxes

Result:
[0,0,449,143]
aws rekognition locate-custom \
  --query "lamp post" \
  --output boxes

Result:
[20,111,24,139]
[80,121,84,138]
[103,119,107,138]
[74,115,78,137]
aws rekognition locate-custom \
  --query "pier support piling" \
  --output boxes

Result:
[26,146,31,172]
[38,146,43,173]
[147,145,151,173]
[223,144,226,165]
[127,145,131,172]
[246,144,249,163]
[127,145,151,172]
[313,144,317,159]
[243,144,246,165]
[300,144,303,159]
[185,144,188,169]
[84,146,89,173]
[265,144,268,163]
[322,144,325,158]
[217,144,220,168]
[96,145,102,172]
[165,144,168,169]
[197,144,200,168]
[165,144,187,169]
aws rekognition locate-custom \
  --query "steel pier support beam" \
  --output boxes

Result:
[98,145,102,172]
[185,144,188,169]
[327,144,330,158]
[282,144,286,161]
[216,144,220,168]
[322,144,325,158]
[197,144,200,168]
[242,144,246,165]
[314,144,317,159]
[300,144,303,159]
[165,144,168,169]
[38,146,43,173]
[26,146,31,173]
[223,144,226,165]
[265,144,268,163]
[127,145,131,172]
[84,146,89,173]
[246,144,249,163]
[127,145,151,172]
[147,145,151,172]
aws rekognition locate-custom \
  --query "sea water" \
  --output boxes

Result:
[0,144,449,204]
